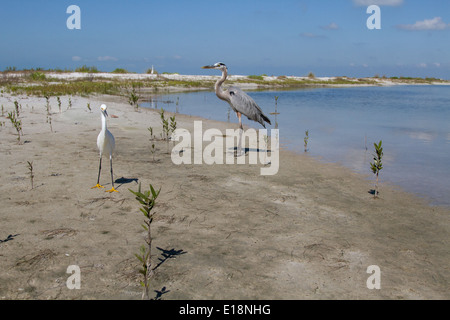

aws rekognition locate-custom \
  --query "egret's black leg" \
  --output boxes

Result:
[91,156,105,189]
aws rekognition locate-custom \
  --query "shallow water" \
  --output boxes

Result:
[142,85,450,207]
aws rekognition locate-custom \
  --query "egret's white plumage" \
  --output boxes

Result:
[92,104,117,192]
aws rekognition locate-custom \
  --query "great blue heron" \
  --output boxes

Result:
[202,62,271,156]
[91,104,117,193]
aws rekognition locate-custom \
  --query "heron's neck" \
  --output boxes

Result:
[215,68,229,102]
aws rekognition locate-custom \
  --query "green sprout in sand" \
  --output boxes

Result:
[150,143,156,162]
[27,161,34,189]
[370,140,383,198]
[67,97,72,110]
[7,110,22,143]
[14,100,21,118]
[129,183,161,300]
[169,115,177,143]
[128,86,141,111]
[304,130,309,152]
[45,94,51,113]
[159,107,169,140]
[147,126,154,140]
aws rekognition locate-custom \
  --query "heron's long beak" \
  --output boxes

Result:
[202,65,215,69]
[102,109,108,117]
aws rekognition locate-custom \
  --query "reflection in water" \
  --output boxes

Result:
[388,126,437,143]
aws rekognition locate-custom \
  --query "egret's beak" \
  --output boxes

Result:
[202,65,215,69]
[102,109,108,117]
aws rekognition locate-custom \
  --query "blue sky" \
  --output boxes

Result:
[0,0,449,78]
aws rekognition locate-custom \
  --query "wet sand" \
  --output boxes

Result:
[0,93,448,299]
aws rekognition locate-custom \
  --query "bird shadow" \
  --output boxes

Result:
[368,189,381,198]
[0,234,19,243]
[148,247,186,300]
[154,247,187,271]
[114,177,139,189]
[154,286,170,300]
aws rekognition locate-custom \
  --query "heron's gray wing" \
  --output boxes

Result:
[228,86,271,127]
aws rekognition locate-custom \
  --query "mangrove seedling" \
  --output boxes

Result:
[45,95,51,124]
[270,96,280,129]
[304,130,309,152]
[27,161,34,189]
[159,107,170,141]
[129,183,161,300]
[169,115,177,145]
[14,101,21,118]
[67,97,72,110]
[150,143,156,162]
[7,111,22,142]
[128,86,140,111]
[370,140,383,198]
[14,101,24,136]
[45,94,51,113]
[147,127,154,140]
[48,114,53,133]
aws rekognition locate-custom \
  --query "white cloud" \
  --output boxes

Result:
[97,56,118,62]
[397,17,450,31]
[300,32,327,39]
[72,56,82,61]
[352,0,403,6]
[321,22,339,30]
[416,62,441,68]
[349,63,370,67]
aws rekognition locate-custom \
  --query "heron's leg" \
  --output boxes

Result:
[91,156,105,189]
[235,113,244,157]
[106,155,118,193]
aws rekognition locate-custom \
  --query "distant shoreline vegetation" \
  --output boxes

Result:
[1,66,448,97]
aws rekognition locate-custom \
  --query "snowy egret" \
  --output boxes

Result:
[91,104,117,193]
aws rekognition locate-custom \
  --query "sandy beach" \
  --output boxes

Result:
[0,90,449,300]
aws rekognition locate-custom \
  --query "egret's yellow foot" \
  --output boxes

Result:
[91,184,105,189]
[106,187,118,193]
